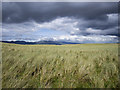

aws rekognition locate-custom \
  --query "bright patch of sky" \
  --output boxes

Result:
[32,28,69,38]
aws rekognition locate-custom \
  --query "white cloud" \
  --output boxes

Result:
[2,17,80,36]
[86,28,102,34]
[34,35,118,43]
[2,16,118,43]
[107,14,118,23]
[35,17,80,34]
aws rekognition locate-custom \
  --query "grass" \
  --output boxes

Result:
[2,43,120,88]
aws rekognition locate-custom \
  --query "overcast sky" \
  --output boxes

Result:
[2,2,118,43]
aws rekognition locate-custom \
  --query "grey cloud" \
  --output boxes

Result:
[2,2,118,23]
[2,2,118,33]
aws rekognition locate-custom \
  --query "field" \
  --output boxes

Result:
[2,43,120,88]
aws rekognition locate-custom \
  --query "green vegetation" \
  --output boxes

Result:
[2,43,119,88]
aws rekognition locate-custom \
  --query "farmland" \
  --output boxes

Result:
[2,43,119,88]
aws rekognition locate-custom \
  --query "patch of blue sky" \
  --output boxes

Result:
[32,28,69,38]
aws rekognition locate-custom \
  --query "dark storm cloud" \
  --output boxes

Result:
[2,2,118,23]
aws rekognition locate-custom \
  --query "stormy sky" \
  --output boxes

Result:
[2,2,118,43]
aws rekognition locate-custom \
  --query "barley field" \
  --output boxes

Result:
[2,43,120,88]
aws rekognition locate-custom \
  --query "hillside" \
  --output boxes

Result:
[2,41,80,45]
[2,43,119,88]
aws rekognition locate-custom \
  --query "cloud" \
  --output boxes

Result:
[86,27,118,35]
[15,35,117,43]
[2,2,118,43]
[34,17,80,34]
[52,35,118,43]
[2,17,118,43]
[2,2,118,23]
[34,16,118,36]
[2,17,78,41]
[4,34,118,43]
[84,14,118,30]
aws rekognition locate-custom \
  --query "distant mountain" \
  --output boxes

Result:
[1,40,80,45]
[2,41,36,45]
